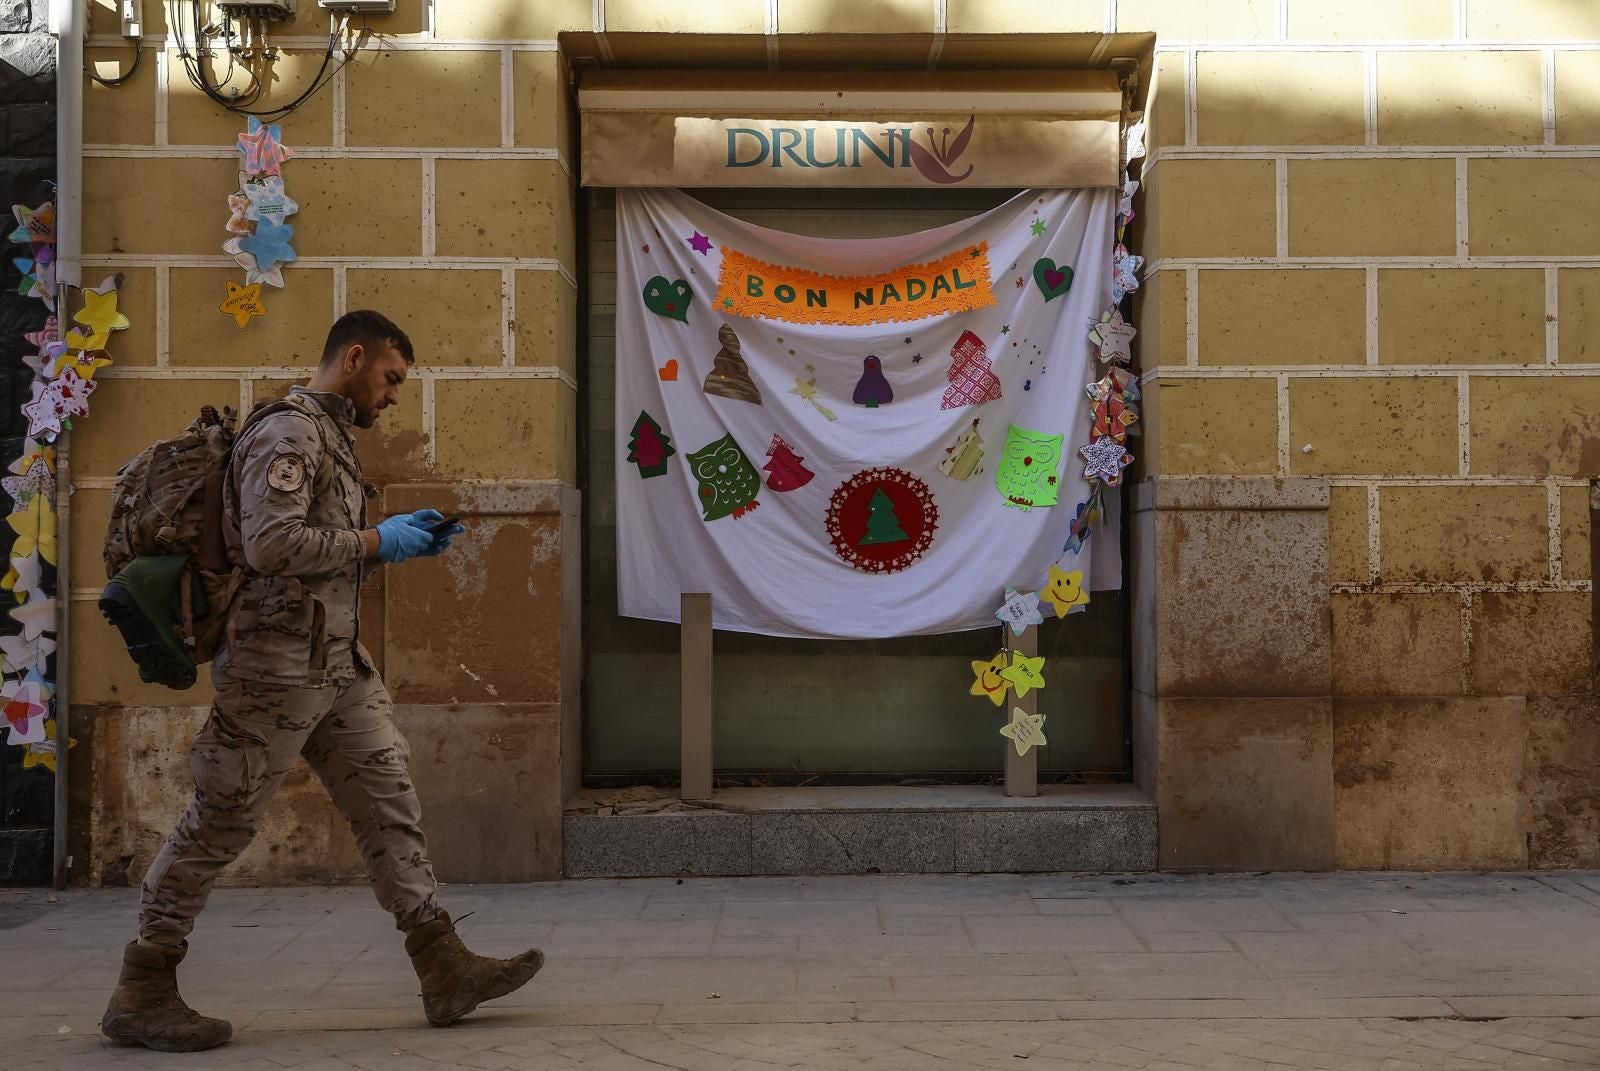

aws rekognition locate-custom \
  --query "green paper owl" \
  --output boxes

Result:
[995,424,1063,511]
[688,434,762,521]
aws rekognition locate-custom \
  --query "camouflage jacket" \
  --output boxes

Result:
[214,387,373,685]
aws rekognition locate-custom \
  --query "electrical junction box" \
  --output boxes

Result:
[217,0,296,19]
[318,0,397,11]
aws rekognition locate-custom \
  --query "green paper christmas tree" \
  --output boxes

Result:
[857,487,909,546]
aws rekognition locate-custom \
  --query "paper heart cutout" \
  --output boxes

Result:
[658,358,679,381]
[1032,258,1073,302]
[643,276,692,323]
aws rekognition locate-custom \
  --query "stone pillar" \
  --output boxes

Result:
[382,481,580,882]
[1131,477,1335,871]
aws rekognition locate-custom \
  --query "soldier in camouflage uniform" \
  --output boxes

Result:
[102,311,544,1054]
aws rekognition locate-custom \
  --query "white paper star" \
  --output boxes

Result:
[994,587,1044,637]
[1123,120,1147,163]
[1089,308,1137,366]
[1118,177,1140,227]
[10,595,57,640]
[1080,436,1133,486]
[1,630,56,674]
[1112,245,1144,304]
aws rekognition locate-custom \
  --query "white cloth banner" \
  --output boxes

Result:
[615,187,1122,639]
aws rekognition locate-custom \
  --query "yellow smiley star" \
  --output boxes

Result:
[999,707,1048,757]
[1040,564,1091,618]
[968,650,1011,708]
[998,651,1047,699]
[220,280,267,328]
[73,281,130,340]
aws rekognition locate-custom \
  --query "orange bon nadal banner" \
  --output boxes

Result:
[715,244,995,327]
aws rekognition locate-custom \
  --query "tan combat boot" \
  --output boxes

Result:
[404,910,545,1026]
[100,941,233,1052]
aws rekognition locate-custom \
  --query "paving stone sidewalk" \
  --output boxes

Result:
[4,871,1599,1069]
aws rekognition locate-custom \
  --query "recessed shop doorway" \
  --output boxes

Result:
[581,185,1130,786]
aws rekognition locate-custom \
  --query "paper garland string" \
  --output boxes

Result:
[223,117,297,313]
[4,199,127,747]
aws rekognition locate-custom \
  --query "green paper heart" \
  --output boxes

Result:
[1031,258,1073,302]
[643,276,693,323]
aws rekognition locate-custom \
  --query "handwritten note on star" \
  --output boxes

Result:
[1000,707,1048,757]
[994,587,1043,637]
[969,650,1011,708]
[220,281,267,328]
[999,651,1046,699]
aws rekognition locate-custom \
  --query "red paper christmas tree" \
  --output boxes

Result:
[763,434,814,492]
[627,411,674,478]
[940,330,1003,411]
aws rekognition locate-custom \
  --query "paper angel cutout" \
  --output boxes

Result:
[1040,565,1091,618]
[999,651,1046,699]
[995,587,1043,637]
[969,650,1011,708]
[1089,308,1137,366]
[1000,707,1048,757]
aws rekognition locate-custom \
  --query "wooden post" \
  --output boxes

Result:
[680,592,714,800]
[1004,623,1039,798]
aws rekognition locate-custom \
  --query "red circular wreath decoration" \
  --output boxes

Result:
[825,467,939,575]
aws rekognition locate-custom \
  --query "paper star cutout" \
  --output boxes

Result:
[789,369,838,422]
[6,552,43,598]
[2,674,49,734]
[1123,120,1147,163]
[9,201,55,246]
[21,716,73,771]
[24,340,66,381]
[23,368,96,441]
[1040,565,1091,618]
[5,703,45,746]
[0,631,55,674]
[239,220,297,272]
[220,280,267,328]
[1080,436,1133,486]
[237,122,294,176]
[995,587,1044,637]
[1000,707,1048,757]
[8,493,57,565]
[1029,218,1046,237]
[63,323,107,350]
[225,191,253,234]
[9,439,52,477]
[1112,245,1144,303]
[3,456,54,509]
[999,651,1047,699]
[10,595,56,640]
[52,348,114,381]
[245,175,299,224]
[688,231,713,255]
[1089,308,1137,365]
[22,317,58,351]
[1117,178,1140,230]
[223,238,286,287]
[73,279,130,340]
[969,650,1011,708]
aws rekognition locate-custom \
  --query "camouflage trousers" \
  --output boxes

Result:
[138,670,441,948]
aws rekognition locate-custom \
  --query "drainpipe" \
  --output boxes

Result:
[52,0,84,891]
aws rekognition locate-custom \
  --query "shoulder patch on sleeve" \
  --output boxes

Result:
[267,452,308,493]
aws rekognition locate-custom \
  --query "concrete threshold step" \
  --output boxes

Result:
[563,784,1157,878]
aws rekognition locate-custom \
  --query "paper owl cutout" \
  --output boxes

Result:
[687,434,761,521]
[994,424,1063,511]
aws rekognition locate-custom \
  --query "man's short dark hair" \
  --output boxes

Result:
[321,310,415,366]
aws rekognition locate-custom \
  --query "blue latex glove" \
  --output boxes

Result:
[403,509,466,558]
[375,514,435,564]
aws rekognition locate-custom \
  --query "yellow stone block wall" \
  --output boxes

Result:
[72,0,1600,876]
